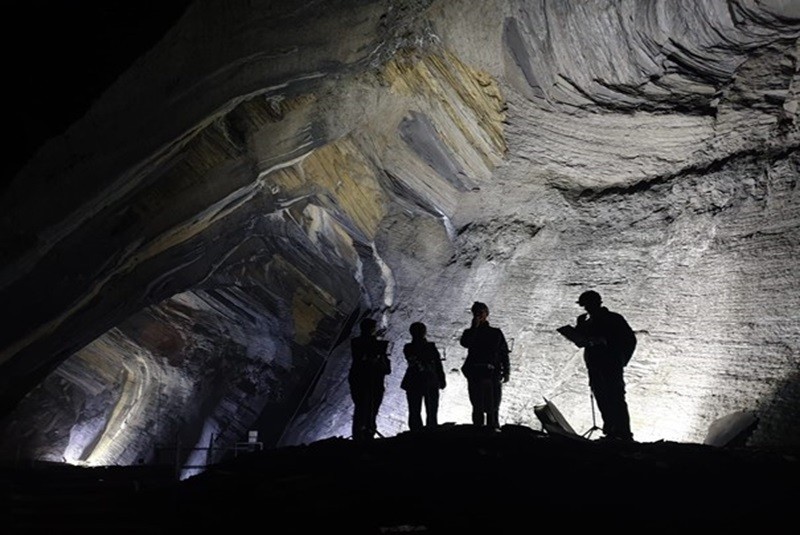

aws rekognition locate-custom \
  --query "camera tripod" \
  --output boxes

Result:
[581,390,603,439]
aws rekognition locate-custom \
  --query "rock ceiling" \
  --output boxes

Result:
[0,0,798,469]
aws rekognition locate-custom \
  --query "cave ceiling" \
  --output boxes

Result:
[0,0,798,469]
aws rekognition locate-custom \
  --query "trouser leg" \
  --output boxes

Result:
[424,388,440,427]
[353,403,371,440]
[606,365,632,439]
[467,379,485,425]
[588,366,614,434]
[589,363,632,439]
[350,382,368,440]
[487,381,502,429]
[407,390,423,431]
[370,386,384,437]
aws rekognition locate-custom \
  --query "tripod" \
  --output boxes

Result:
[581,390,603,439]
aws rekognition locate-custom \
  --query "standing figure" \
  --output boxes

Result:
[401,322,447,432]
[459,302,510,430]
[573,290,637,441]
[349,317,391,441]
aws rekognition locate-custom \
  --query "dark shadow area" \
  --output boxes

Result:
[4,1,192,185]
[5,424,799,534]
[753,369,800,449]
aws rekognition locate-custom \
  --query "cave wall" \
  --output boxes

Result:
[0,0,798,466]
[282,0,800,449]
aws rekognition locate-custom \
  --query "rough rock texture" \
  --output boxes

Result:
[0,0,798,469]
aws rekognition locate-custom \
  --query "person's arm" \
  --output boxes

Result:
[499,330,510,382]
[459,327,474,348]
[431,343,446,388]
[376,338,391,375]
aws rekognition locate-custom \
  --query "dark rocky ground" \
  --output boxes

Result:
[5,424,799,534]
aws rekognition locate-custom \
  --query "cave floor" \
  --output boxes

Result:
[5,424,799,534]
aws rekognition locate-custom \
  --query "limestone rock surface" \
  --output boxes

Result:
[0,0,798,468]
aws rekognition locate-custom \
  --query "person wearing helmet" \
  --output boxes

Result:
[574,290,637,441]
[459,302,511,430]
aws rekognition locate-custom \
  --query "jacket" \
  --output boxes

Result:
[401,340,446,391]
[350,335,391,380]
[575,307,636,367]
[459,323,510,381]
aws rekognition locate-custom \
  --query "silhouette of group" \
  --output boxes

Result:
[348,301,511,441]
[348,290,636,442]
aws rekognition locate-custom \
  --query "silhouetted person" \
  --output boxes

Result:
[460,302,510,430]
[573,290,637,441]
[401,322,447,432]
[349,317,391,441]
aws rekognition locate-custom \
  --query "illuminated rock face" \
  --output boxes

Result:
[0,0,798,466]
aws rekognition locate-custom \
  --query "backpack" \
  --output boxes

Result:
[621,326,637,367]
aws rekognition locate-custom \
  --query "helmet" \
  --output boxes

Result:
[577,290,602,306]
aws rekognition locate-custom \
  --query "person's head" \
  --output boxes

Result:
[577,290,602,312]
[471,301,489,323]
[360,317,377,335]
[409,321,427,340]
